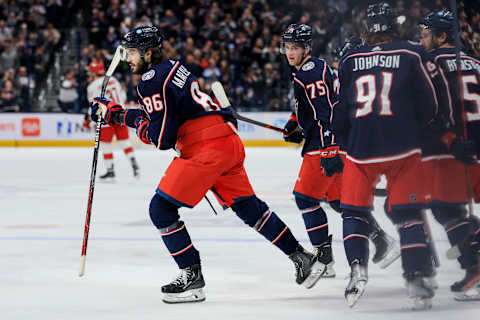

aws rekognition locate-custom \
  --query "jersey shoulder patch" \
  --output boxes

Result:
[142,69,155,81]
[302,61,315,71]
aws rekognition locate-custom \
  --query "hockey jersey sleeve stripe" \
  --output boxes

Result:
[158,61,181,150]
[322,62,334,109]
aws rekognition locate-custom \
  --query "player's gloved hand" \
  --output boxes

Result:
[83,114,92,129]
[442,131,477,165]
[283,114,303,143]
[134,116,150,145]
[90,97,123,124]
[320,145,344,177]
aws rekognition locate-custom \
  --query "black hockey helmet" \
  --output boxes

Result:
[280,24,312,54]
[419,10,456,39]
[366,2,396,34]
[121,26,163,57]
[337,36,365,59]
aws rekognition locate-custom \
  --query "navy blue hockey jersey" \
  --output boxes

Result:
[124,60,235,150]
[333,40,438,162]
[432,47,480,159]
[292,56,338,155]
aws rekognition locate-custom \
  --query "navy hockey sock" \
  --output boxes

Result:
[342,210,370,265]
[295,196,329,247]
[160,220,200,269]
[232,195,298,255]
[397,220,430,273]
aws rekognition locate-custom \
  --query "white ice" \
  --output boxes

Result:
[1,147,479,320]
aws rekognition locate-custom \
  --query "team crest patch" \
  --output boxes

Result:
[302,61,315,71]
[142,70,155,81]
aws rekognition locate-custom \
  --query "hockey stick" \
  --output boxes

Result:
[79,45,125,277]
[211,81,286,133]
[423,211,441,268]
[445,0,476,260]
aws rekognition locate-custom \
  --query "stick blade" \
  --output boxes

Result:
[78,255,86,277]
[105,45,125,77]
[212,81,231,108]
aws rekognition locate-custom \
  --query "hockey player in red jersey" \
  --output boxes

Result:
[90,26,325,304]
[280,24,400,278]
[419,10,480,301]
[86,59,140,181]
[332,3,443,309]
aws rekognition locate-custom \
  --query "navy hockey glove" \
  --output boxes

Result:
[90,97,124,125]
[442,131,477,165]
[283,114,303,143]
[134,116,151,145]
[320,146,344,177]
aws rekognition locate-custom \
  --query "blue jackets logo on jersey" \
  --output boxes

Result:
[302,62,315,71]
[142,70,155,81]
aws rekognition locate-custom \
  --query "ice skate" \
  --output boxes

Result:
[370,229,400,269]
[130,157,140,179]
[99,165,115,183]
[316,235,335,278]
[289,245,326,289]
[451,264,480,301]
[345,260,368,308]
[161,264,206,304]
[404,272,435,310]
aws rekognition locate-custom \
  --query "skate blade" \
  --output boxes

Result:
[162,288,206,304]
[303,261,327,289]
[454,291,480,301]
[345,280,367,308]
[377,244,401,269]
[99,178,116,183]
[321,264,336,278]
[411,297,432,310]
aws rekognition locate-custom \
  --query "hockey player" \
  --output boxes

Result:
[419,10,480,301]
[86,60,140,181]
[281,24,400,278]
[331,3,443,309]
[90,26,325,304]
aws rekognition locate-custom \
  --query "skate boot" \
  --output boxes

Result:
[99,165,115,182]
[130,157,140,178]
[404,272,435,310]
[316,235,335,278]
[289,245,326,289]
[161,264,206,304]
[345,259,368,308]
[370,229,400,269]
[451,264,480,301]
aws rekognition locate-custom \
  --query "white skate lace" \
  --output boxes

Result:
[171,269,193,286]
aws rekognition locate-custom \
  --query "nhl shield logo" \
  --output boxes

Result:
[142,70,155,81]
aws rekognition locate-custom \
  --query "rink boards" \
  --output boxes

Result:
[0,112,294,147]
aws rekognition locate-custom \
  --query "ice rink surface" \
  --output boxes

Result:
[1,147,479,320]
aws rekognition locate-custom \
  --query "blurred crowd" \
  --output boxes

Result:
[1,0,480,113]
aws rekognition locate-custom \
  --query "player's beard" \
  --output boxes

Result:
[133,58,149,75]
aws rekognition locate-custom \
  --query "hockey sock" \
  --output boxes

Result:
[295,196,328,247]
[101,142,114,168]
[118,139,134,159]
[397,220,430,274]
[342,210,370,265]
[232,195,298,255]
[160,220,201,269]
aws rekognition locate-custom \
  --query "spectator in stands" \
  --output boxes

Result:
[0,79,19,112]
[58,70,78,113]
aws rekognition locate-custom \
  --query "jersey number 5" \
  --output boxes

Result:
[463,74,480,122]
[355,72,393,118]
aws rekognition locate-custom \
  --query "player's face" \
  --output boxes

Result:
[125,48,147,74]
[420,29,435,51]
[284,42,305,68]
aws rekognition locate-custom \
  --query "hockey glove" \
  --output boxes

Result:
[83,114,92,129]
[134,116,151,145]
[90,97,123,125]
[283,114,303,143]
[320,145,344,177]
[442,131,477,165]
